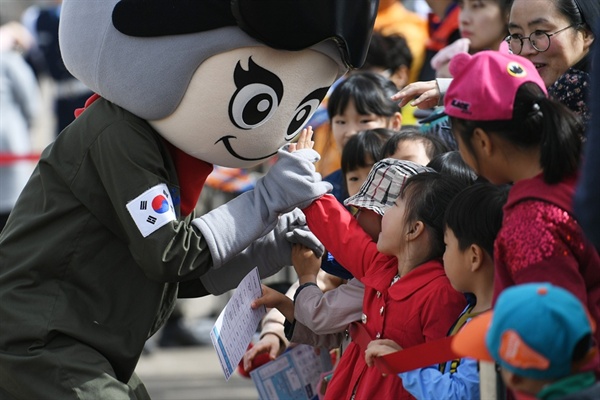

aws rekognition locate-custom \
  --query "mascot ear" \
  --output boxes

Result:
[112,0,236,37]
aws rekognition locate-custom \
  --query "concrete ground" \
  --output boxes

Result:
[136,345,259,400]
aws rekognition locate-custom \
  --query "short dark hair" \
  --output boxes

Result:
[427,151,478,186]
[363,32,413,73]
[400,172,470,260]
[383,129,450,161]
[327,71,400,120]
[341,128,397,174]
[444,183,509,257]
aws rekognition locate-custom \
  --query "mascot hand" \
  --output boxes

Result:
[258,146,332,214]
[194,145,331,269]
[200,208,309,295]
[278,205,324,258]
[285,227,324,260]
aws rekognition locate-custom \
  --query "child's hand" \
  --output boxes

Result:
[319,270,345,292]
[251,284,290,310]
[242,333,284,372]
[365,339,403,368]
[251,284,294,321]
[292,244,321,284]
[288,126,314,152]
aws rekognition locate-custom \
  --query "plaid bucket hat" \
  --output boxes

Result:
[344,158,433,215]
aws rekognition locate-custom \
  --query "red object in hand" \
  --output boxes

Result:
[237,343,273,378]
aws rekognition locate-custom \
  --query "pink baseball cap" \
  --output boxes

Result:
[444,51,547,121]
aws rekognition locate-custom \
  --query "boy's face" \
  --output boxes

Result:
[443,227,472,293]
[389,139,431,166]
[346,164,374,197]
[499,369,545,400]
[355,209,382,241]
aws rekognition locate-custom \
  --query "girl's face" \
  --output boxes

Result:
[346,164,374,197]
[508,0,594,87]
[442,227,471,293]
[459,0,507,51]
[356,209,383,241]
[454,128,505,184]
[454,130,481,175]
[377,197,409,256]
[331,99,394,149]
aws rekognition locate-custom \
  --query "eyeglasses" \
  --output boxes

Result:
[504,25,576,55]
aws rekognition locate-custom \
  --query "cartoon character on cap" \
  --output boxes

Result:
[0,1,378,398]
[444,51,547,121]
[452,283,599,400]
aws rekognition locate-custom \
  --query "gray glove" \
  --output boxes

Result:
[200,208,324,294]
[285,226,324,259]
[193,147,331,269]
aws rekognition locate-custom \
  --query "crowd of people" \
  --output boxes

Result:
[240,1,600,400]
[1,0,599,399]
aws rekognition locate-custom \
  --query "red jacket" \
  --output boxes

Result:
[304,195,466,399]
[494,173,600,353]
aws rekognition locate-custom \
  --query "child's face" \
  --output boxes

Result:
[499,369,545,399]
[454,128,507,185]
[346,165,374,197]
[356,209,382,241]
[331,99,393,149]
[377,197,408,256]
[389,139,431,166]
[442,227,471,293]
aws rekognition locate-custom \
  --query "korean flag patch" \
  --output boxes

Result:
[126,183,177,237]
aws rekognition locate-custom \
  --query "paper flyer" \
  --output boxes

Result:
[250,344,324,400]
[210,267,266,380]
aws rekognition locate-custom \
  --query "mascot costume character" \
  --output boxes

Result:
[0,0,378,398]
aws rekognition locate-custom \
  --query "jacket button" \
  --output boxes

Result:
[361,313,367,324]
[376,332,381,339]
[379,306,384,315]
[376,291,381,298]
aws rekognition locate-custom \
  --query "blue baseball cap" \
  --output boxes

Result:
[452,283,595,380]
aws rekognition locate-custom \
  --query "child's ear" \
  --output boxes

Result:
[472,127,493,157]
[390,66,409,91]
[406,221,425,241]
[390,111,402,131]
[469,244,484,272]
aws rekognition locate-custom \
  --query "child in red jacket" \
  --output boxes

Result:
[301,171,468,399]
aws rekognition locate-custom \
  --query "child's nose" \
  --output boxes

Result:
[346,122,361,135]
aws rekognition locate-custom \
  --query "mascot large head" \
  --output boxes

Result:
[59,0,378,168]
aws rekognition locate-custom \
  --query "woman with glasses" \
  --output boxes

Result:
[507,0,599,124]
[395,0,598,125]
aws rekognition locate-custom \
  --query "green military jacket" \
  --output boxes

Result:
[0,98,213,382]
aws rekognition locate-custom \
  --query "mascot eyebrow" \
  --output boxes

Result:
[228,57,284,130]
[287,86,329,139]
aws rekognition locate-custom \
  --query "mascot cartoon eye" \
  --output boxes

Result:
[229,57,284,130]
[285,87,329,141]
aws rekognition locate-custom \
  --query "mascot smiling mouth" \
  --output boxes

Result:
[216,135,278,161]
